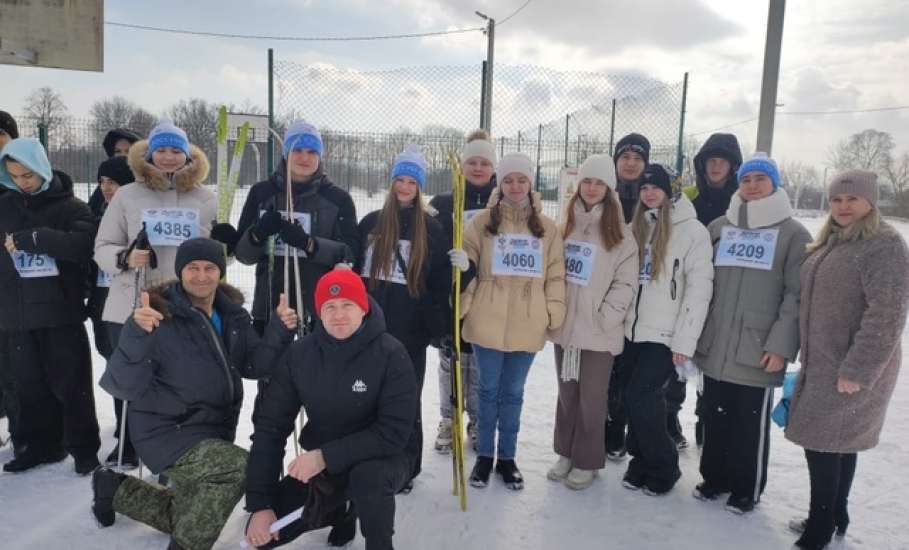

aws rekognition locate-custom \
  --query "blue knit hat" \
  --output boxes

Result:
[284,120,323,158]
[147,119,191,159]
[737,152,781,189]
[391,145,427,188]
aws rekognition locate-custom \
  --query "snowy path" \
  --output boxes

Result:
[1,217,908,549]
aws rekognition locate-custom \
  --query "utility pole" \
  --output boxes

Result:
[476,12,495,133]
[756,0,786,155]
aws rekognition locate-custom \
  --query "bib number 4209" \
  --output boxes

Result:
[726,243,765,259]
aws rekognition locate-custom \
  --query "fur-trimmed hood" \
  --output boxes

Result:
[128,139,210,192]
[146,280,245,320]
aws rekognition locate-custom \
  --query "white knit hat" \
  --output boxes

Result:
[576,154,617,191]
[461,139,497,169]
[497,152,534,182]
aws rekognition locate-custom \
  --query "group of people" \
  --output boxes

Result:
[0,109,906,550]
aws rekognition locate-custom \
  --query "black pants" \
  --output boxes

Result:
[699,376,773,502]
[263,454,411,550]
[400,340,427,481]
[0,338,20,453]
[104,322,135,450]
[798,450,857,548]
[665,378,686,415]
[91,314,114,360]
[605,355,628,452]
[0,325,100,457]
[622,341,679,483]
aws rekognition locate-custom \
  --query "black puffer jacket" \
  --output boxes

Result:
[100,281,293,473]
[245,298,417,512]
[0,170,95,330]
[235,161,360,322]
[429,176,497,248]
[692,133,743,226]
[355,206,451,350]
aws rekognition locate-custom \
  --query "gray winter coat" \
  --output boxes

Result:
[786,222,909,452]
[694,188,811,388]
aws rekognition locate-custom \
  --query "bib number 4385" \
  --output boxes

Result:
[152,221,193,238]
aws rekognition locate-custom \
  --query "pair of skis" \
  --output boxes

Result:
[447,152,468,512]
[216,106,251,224]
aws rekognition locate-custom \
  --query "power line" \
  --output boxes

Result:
[104,21,484,42]
[687,105,909,138]
[499,0,534,25]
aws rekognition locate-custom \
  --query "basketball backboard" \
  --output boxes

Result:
[227,112,270,143]
[0,0,103,72]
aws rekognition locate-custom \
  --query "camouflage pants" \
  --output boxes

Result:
[113,438,248,550]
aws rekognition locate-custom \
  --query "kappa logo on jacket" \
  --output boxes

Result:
[352,379,367,393]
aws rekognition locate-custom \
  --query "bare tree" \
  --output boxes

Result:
[167,98,218,151]
[828,129,894,173]
[780,161,820,209]
[887,152,909,215]
[23,86,69,132]
[128,108,157,137]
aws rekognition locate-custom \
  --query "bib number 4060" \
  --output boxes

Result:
[501,252,535,269]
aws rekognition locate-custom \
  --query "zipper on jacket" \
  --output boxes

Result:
[670,259,680,301]
[193,308,236,399]
[629,284,644,342]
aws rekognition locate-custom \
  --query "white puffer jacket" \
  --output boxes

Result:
[623,194,714,356]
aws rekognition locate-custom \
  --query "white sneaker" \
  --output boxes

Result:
[546,456,572,481]
[434,418,452,453]
[564,468,597,490]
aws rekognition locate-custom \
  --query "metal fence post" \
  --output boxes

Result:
[535,124,543,191]
[609,98,617,155]
[479,61,487,130]
[563,114,570,167]
[38,123,48,149]
[267,48,275,176]
[676,72,689,175]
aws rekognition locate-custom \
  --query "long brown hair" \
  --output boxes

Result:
[631,198,673,280]
[368,186,429,298]
[486,190,545,238]
[563,187,624,250]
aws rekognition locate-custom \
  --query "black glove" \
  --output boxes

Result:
[210,222,239,256]
[256,210,283,238]
[11,228,45,253]
[279,219,312,252]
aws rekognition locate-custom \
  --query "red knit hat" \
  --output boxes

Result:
[314,268,370,316]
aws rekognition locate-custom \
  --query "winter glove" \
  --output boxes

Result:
[117,223,158,271]
[301,474,346,530]
[11,228,47,253]
[448,248,469,272]
[250,210,283,244]
[210,222,240,256]
[279,219,314,253]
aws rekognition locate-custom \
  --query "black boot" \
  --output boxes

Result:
[92,466,126,527]
[495,459,525,491]
[469,456,494,488]
[2,445,67,473]
[74,452,101,476]
[105,442,139,469]
[327,502,357,547]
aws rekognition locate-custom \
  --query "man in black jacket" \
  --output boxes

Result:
[91,238,298,550]
[235,120,359,335]
[244,268,417,550]
[0,138,101,474]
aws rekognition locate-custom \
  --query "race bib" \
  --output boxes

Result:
[492,234,543,278]
[564,239,597,287]
[96,269,113,288]
[141,208,200,247]
[715,226,779,271]
[12,251,59,278]
[361,240,410,285]
[639,245,653,284]
[264,210,312,256]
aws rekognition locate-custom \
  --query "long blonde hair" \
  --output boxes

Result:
[368,186,429,298]
[631,199,673,280]
[806,208,881,254]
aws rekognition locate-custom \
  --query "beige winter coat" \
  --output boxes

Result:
[623,194,714,356]
[786,222,909,452]
[461,190,566,352]
[694,188,811,388]
[548,198,638,355]
[95,140,216,324]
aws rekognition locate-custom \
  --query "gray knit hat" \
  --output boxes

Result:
[828,169,879,208]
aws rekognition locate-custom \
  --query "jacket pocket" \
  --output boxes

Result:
[736,310,777,367]
[695,303,716,355]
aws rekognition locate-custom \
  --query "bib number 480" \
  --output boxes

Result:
[501,252,535,269]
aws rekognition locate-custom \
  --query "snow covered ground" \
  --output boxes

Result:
[1,211,908,549]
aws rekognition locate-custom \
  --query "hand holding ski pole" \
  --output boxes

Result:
[245,509,280,547]
[448,248,469,272]
[4,233,15,253]
[276,293,299,331]
[133,291,163,333]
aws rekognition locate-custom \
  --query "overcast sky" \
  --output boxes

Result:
[3,0,907,168]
